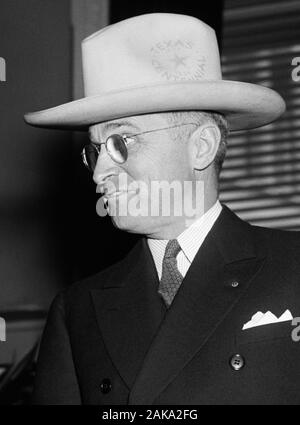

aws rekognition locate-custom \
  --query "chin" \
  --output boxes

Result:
[107,194,174,236]
[111,214,174,239]
[110,215,146,234]
[109,215,157,236]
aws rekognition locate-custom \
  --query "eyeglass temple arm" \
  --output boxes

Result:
[130,122,199,138]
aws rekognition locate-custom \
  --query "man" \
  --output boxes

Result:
[25,13,300,405]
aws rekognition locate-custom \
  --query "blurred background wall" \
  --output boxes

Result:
[220,0,300,229]
[0,0,73,389]
[0,0,72,310]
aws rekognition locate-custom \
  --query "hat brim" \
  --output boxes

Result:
[24,80,286,131]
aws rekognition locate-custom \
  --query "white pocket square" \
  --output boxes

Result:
[242,309,293,330]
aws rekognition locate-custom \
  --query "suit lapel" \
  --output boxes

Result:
[90,239,166,389]
[129,206,267,404]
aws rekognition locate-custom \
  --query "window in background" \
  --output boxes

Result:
[221,0,300,230]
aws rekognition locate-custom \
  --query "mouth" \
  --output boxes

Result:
[102,189,137,202]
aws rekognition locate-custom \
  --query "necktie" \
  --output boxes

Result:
[158,239,183,307]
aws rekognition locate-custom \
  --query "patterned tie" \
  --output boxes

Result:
[158,239,183,307]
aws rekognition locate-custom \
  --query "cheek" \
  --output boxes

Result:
[123,141,191,183]
[153,147,190,178]
[124,146,164,180]
[159,149,191,181]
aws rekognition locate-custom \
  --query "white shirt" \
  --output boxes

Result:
[147,201,222,279]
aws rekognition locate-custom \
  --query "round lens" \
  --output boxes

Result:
[106,134,128,164]
[82,144,100,172]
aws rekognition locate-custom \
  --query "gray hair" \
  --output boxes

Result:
[161,111,229,177]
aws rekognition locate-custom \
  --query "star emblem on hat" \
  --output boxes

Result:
[171,53,188,69]
[151,39,206,81]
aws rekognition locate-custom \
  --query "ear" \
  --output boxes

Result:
[189,124,221,171]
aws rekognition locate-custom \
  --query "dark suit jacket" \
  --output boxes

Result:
[33,205,300,405]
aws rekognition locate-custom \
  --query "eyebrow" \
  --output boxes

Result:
[89,120,140,143]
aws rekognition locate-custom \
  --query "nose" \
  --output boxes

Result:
[93,151,119,185]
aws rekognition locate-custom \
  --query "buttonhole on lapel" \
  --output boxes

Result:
[224,279,240,289]
[100,378,112,394]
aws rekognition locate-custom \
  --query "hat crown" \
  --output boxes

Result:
[82,13,222,96]
[24,12,286,131]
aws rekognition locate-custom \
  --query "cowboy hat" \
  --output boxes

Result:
[24,13,286,131]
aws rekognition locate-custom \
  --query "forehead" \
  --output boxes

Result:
[88,114,166,142]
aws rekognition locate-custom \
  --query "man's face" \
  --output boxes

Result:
[90,113,197,238]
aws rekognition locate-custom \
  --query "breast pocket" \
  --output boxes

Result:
[236,321,294,346]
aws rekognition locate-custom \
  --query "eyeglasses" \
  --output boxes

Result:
[81,123,198,172]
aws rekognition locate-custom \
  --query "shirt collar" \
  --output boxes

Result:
[147,200,223,274]
[177,200,222,263]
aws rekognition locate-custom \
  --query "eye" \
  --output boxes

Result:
[91,142,101,153]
